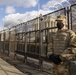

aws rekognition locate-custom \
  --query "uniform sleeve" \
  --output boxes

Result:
[60,30,76,60]
[68,30,76,54]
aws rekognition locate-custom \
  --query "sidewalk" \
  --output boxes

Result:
[0,52,52,75]
[0,58,26,75]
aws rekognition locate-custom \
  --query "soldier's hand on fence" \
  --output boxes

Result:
[48,54,62,65]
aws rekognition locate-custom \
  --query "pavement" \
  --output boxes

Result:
[0,58,26,75]
[0,51,52,75]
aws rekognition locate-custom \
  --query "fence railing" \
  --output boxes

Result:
[0,4,76,71]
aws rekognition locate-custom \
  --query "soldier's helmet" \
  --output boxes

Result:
[55,15,66,21]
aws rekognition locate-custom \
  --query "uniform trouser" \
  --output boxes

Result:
[51,62,70,75]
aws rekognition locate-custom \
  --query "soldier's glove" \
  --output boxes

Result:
[48,54,62,65]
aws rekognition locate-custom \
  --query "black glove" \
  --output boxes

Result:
[48,54,62,65]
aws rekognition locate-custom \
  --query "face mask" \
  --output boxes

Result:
[57,22,64,29]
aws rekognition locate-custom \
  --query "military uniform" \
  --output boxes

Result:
[50,29,76,75]
[48,15,76,75]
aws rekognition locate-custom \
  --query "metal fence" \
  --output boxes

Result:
[0,3,76,71]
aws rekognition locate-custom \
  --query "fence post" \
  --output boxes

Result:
[39,14,43,71]
[24,23,27,63]
[8,28,10,56]
[66,6,71,29]
[14,26,17,59]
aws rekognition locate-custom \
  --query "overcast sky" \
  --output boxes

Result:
[0,0,75,30]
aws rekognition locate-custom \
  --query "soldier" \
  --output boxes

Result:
[48,15,76,75]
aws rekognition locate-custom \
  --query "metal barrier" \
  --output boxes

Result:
[14,8,66,71]
[70,4,76,33]
[0,4,76,72]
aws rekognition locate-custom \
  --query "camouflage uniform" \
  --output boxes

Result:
[50,29,76,75]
